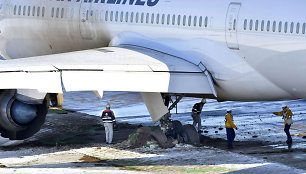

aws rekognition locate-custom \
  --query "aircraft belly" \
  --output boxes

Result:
[239,34,306,99]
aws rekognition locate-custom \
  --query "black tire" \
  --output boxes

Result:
[172,120,182,139]
[179,124,200,145]
[136,126,174,148]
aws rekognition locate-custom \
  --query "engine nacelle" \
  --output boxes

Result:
[0,90,48,140]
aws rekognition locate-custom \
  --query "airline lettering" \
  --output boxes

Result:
[86,0,159,7]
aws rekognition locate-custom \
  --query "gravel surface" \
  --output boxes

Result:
[0,111,304,174]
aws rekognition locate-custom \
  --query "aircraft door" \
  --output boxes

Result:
[79,2,95,40]
[226,3,241,50]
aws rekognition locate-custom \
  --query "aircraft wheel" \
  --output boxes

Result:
[171,120,182,139]
[136,126,175,148]
[179,124,200,145]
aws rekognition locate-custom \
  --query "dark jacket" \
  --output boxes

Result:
[101,110,116,123]
[192,102,204,114]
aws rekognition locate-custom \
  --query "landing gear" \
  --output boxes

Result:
[142,93,200,146]
[49,93,63,107]
[159,95,182,135]
[160,95,199,145]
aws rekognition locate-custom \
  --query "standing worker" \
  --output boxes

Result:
[191,99,206,133]
[273,106,293,144]
[225,109,237,149]
[101,103,116,144]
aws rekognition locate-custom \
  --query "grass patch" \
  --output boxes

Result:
[107,159,154,167]
[86,155,236,174]
[178,166,228,173]
[47,108,70,114]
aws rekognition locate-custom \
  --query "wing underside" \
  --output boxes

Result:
[0,45,216,96]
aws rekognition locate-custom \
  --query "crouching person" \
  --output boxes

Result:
[101,103,116,144]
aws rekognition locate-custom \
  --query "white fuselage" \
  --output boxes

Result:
[0,0,305,101]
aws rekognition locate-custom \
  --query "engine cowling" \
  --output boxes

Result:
[0,90,48,140]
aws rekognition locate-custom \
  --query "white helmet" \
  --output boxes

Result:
[201,98,206,103]
[106,103,111,109]
[227,109,232,112]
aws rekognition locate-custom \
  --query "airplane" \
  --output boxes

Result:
[0,0,305,146]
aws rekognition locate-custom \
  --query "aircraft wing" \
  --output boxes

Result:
[0,45,216,96]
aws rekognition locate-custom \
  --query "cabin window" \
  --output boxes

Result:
[37,7,40,17]
[261,20,264,31]
[290,22,294,33]
[27,6,31,16]
[120,11,123,22]
[302,23,306,34]
[130,12,134,23]
[188,15,192,26]
[272,21,276,32]
[136,12,139,23]
[61,8,65,18]
[278,21,282,32]
[243,19,247,30]
[141,13,144,23]
[199,16,202,27]
[177,15,181,25]
[115,11,118,22]
[42,7,45,17]
[86,10,89,20]
[204,16,208,27]
[284,22,288,33]
[146,13,149,24]
[33,6,36,16]
[125,12,128,22]
[172,15,175,25]
[193,16,197,27]
[161,14,165,24]
[51,8,54,18]
[233,19,236,30]
[156,13,159,24]
[105,11,108,21]
[23,6,26,16]
[249,19,253,30]
[151,13,154,24]
[56,8,59,18]
[167,14,170,25]
[266,20,270,32]
[18,6,21,15]
[13,5,17,15]
[296,23,300,34]
[183,15,186,26]
[255,20,259,31]
[110,11,113,21]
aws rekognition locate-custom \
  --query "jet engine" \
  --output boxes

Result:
[0,89,48,140]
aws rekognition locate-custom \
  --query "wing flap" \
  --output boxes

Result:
[0,72,62,93]
[0,46,216,95]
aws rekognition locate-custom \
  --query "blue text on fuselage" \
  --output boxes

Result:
[84,0,160,7]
